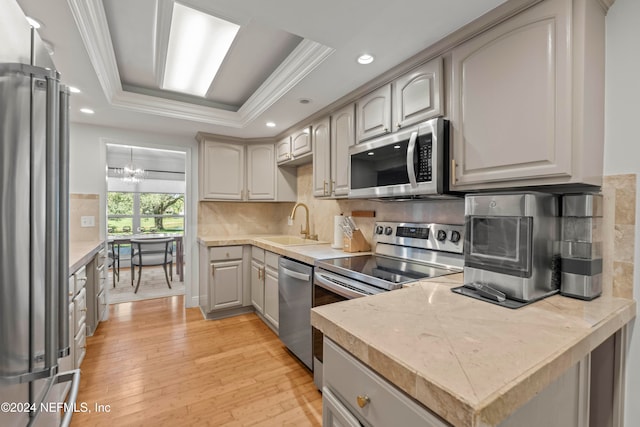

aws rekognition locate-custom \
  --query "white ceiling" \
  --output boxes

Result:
[16,0,508,141]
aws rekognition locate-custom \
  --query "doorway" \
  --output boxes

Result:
[105,144,187,304]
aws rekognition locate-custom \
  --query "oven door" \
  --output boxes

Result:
[312,270,383,389]
[349,117,445,199]
[464,215,533,277]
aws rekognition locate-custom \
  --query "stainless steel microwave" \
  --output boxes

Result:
[348,117,450,199]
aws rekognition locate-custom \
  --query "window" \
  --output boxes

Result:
[108,192,184,234]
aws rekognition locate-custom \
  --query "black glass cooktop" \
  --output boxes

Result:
[316,255,458,291]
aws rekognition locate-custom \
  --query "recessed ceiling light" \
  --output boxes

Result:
[367,152,375,156]
[393,145,401,149]
[80,108,94,115]
[357,54,374,65]
[162,3,240,97]
[26,16,42,29]
[299,98,312,104]
[266,122,276,128]
[68,86,81,94]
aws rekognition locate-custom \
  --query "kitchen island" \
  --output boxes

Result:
[311,277,636,427]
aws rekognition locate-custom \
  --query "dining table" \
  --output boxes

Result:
[107,233,184,282]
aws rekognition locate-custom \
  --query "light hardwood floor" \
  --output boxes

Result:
[71,296,322,426]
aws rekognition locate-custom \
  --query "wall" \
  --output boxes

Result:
[603,0,640,424]
[69,123,200,307]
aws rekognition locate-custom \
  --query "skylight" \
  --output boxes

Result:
[162,3,240,97]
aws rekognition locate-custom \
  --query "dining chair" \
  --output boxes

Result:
[130,237,174,293]
[108,241,120,287]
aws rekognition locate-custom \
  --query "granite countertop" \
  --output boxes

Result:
[311,276,636,427]
[69,240,104,274]
[197,234,370,264]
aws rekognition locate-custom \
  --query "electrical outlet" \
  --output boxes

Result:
[80,216,95,227]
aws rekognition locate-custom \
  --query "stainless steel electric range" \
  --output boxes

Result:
[312,221,465,389]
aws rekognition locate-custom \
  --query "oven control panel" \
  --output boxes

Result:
[373,221,464,254]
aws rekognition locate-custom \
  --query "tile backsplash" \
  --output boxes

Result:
[69,193,100,242]
[197,165,635,299]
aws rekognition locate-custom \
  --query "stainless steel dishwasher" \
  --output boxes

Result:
[278,257,313,370]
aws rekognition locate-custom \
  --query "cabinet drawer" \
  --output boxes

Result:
[265,251,279,270]
[74,266,87,295]
[74,326,86,368]
[324,339,447,427]
[74,288,87,335]
[68,276,75,301]
[209,246,243,261]
[97,289,107,322]
[97,248,106,268]
[252,246,265,263]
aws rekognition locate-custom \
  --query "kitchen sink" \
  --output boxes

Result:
[258,236,327,246]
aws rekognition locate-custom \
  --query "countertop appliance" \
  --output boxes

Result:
[454,193,560,308]
[348,117,453,199]
[0,6,80,426]
[312,221,465,389]
[279,257,314,370]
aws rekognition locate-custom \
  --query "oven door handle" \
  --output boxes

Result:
[281,266,310,282]
[314,272,370,299]
[406,130,418,188]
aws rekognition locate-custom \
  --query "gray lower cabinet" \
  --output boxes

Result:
[199,245,253,319]
[263,252,279,329]
[324,337,592,427]
[323,338,447,427]
[250,247,279,332]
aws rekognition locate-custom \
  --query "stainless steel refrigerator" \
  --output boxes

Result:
[0,1,80,426]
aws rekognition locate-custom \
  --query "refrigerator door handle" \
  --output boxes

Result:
[26,369,80,427]
[44,71,61,370]
[57,85,70,358]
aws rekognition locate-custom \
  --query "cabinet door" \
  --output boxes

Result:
[331,103,355,197]
[291,127,312,158]
[210,259,243,310]
[356,84,391,142]
[250,259,264,314]
[393,58,443,130]
[201,141,245,200]
[276,137,291,163]
[450,0,571,188]
[247,144,275,200]
[312,117,331,197]
[263,266,279,329]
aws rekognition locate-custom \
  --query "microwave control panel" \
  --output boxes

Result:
[416,134,433,182]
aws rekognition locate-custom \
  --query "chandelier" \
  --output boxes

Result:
[116,147,147,183]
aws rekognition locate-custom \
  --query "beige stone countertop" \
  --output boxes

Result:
[69,240,104,274]
[197,234,370,265]
[311,277,636,427]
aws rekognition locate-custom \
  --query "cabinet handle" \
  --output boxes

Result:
[383,127,389,133]
[356,395,370,408]
[396,123,402,129]
[323,180,327,196]
[262,267,266,281]
[258,268,262,280]
[330,180,335,195]
[451,159,457,186]
[211,265,215,277]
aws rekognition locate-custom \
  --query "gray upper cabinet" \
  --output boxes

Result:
[198,138,296,201]
[312,117,331,197]
[393,58,443,131]
[449,0,606,190]
[356,84,392,142]
[330,104,355,197]
[200,141,245,200]
[276,137,292,163]
[291,126,312,158]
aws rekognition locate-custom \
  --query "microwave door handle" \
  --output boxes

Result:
[406,131,418,187]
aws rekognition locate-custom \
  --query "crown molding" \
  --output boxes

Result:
[67,0,333,128]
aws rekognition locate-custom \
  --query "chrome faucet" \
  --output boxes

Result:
[288,202,317,240]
